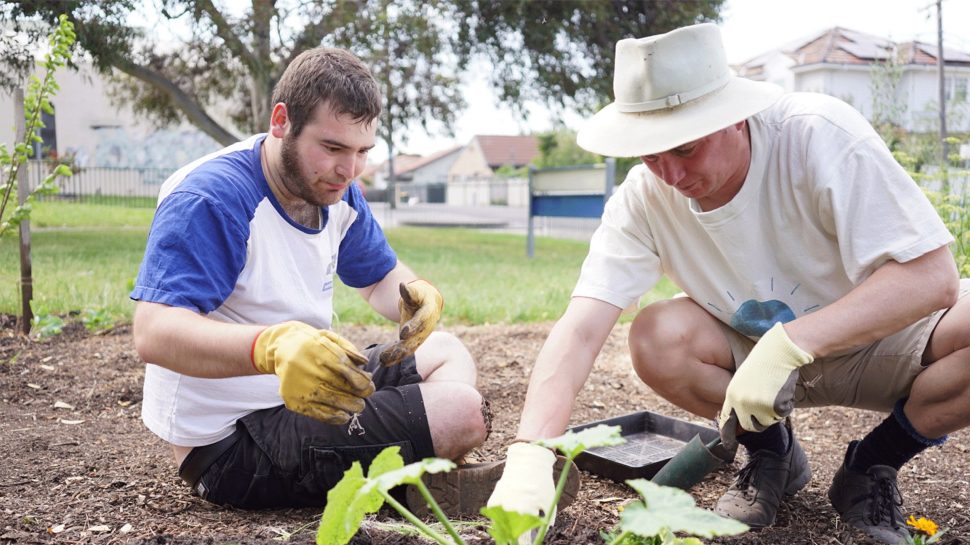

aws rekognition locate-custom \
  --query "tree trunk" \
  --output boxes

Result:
[14,89,32,335]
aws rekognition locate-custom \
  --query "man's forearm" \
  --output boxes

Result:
[516,297,623,440]
[787,245,958,357]
[358,262,418,321]
[133,302,263,378]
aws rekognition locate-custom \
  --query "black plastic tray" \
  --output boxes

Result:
[567,411,719,482]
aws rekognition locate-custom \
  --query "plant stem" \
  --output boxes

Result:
[415,480,467,545]
[531,454,576,545]
[380,490,455,545]
[606,530,631,545]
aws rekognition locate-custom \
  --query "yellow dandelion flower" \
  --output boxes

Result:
[906,515,938,536]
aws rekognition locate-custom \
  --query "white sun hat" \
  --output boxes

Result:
[576,23,783,158]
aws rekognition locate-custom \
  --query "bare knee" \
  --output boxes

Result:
[415,331,477,385]
[629,300,696,386]
[424,382,488,460]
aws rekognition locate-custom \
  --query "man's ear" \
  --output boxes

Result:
[269,103,288,138]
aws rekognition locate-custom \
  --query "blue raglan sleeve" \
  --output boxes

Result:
[335,183,397,288]
[130,190,250,313]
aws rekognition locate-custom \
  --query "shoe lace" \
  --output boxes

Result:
[732,455,764,498]
[865,475,903,528]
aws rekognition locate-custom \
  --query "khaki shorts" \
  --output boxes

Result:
[718,278,970,413]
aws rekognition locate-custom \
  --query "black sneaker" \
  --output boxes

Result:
[828,441,910,544]
[714,422,812,527]
[405,455,580,518]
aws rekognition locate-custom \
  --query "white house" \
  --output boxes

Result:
[736,27,970,132]
[0,61,220,169]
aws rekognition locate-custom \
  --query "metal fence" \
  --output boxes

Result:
[24,160,173,207]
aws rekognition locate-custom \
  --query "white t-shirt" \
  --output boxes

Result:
[573,93,953,339]
[131,134,397,446]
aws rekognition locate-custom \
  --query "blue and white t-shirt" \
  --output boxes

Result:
[131,134,396,446]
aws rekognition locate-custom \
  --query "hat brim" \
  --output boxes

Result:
[577,78,784,157]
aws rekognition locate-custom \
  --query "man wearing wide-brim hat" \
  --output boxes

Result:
[486,23,970,544]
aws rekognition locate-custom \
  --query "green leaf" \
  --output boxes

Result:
[367,445,405,478]
[364,457,456,495]
[537,424,625,458]
[316,452,397,545]
[480,505,543,545]
[620,480,748,539]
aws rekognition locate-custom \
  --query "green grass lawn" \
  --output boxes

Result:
[1,202,677,325]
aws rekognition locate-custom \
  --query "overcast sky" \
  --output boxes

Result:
[386,0,970,159]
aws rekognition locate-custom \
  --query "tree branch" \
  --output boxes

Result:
[194,0,260,73]
[114,60,241,146]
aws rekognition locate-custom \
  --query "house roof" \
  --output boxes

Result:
[358,147,462,182]
[738,26,970,70]
[399,146,462,174]
[473,135,539,168]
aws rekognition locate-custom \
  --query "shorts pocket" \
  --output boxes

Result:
[295,441,416,504]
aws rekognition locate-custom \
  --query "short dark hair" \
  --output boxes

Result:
[272,47,382,137]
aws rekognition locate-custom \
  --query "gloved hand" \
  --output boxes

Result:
[487,442,557,543]
[252,321,375,424]
[379,279,444,367]
[718,322,813,444]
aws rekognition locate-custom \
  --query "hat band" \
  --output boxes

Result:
[616,72,731,113]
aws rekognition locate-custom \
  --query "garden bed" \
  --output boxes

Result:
[1,318,967,544]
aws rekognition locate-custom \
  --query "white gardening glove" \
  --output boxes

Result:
[718,322,814,444]
[487,442,557,544]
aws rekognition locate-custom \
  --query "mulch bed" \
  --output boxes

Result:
[1,317,967,544]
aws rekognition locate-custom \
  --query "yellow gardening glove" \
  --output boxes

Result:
[487,443,557,544]
[718,322,813,444]
[252,321,375,424]
[379,279,444,367]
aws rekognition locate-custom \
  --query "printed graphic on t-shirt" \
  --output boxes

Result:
[706,278,821,337]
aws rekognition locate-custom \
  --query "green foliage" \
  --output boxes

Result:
[924,189,970,278]
[333,227,680,326]
[29,302,64,339]
[316,427,625,545]
[0,226,149,319]
[494,164,529,179]
[534,130,603,169]
[455,0,724,115]
[316,425,738,545]
[317,447,404,545]
[537,424,625,459]
[81,308,114,332]
[0,14,75,237]
[5,1,725,151]
[481,506,543,545]
[601,527,702,545]
[869,50,907,149]
[0,215,679,323]
[615,480,747,540]
[316,448,459,545]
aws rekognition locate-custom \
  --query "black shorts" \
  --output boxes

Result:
[179,345,435,509]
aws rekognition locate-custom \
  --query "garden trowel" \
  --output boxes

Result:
[650,435,736,490]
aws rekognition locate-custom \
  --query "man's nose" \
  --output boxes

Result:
[333,154,357,180]
[650,155,687,187]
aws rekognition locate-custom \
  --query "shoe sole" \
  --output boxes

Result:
[405,455,580,518]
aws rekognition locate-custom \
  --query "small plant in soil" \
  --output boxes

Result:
[316,424,747,545]
[903,515,945,545]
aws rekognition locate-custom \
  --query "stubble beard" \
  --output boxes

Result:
[279,133,346,207]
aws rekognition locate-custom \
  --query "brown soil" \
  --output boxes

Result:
[1,317,967,545]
